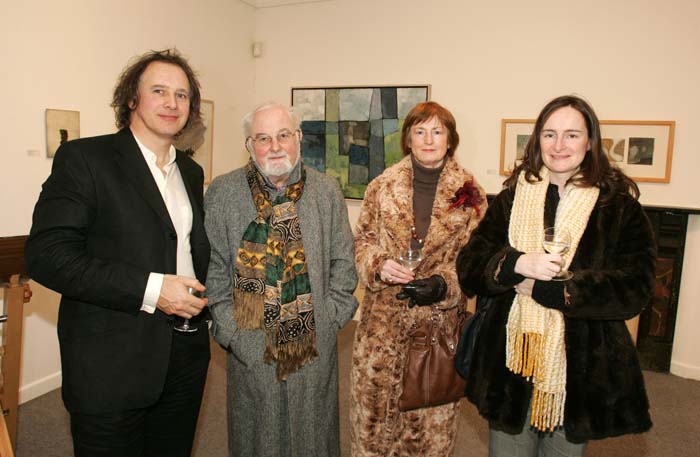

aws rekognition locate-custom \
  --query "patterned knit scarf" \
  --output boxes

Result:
[233,160,317,381]
[506,168,598,432]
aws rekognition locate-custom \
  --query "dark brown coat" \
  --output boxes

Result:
[456,186,655,443]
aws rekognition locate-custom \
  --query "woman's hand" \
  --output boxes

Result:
[514,278,534,296]
[379,259,414,285]
[396,275,447,307]
[514,253,562,281]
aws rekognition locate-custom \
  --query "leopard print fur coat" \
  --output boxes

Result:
[350,155,486,456]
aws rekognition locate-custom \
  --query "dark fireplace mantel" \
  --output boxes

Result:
[638,205,699,371]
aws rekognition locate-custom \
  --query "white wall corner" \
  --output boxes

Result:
[670,361,700,381]
[19,370,62,405]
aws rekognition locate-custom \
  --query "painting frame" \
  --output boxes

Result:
[291,84,431,199]
[499,119,675,183]
[194,99,214,185]
[45,108,80,158]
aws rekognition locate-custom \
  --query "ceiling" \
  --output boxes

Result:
[240,0,333,8]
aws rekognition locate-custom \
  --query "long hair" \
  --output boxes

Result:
[111,49,201,131]
[400,101,459,157]
[504,95,639,202]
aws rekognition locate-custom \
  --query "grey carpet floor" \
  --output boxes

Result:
[17,321,700,456]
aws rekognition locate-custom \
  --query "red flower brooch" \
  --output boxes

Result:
[448,179,483,215]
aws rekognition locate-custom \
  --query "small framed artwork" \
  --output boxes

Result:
[499,119,535,177]
[45,109,80,158]
[500,119,675,183]
[292,85,431,199]
[176,99,214,184]
[599,120,675,183]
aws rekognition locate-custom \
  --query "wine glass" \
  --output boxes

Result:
[174,287,200,333]
[543,227,573,281]
[399,247,423,272]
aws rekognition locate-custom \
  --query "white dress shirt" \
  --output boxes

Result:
[133,136,196,313]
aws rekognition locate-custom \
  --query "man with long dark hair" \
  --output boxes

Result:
[26,49,211,457]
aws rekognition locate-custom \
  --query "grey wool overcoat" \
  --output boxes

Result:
[204,164,358,457]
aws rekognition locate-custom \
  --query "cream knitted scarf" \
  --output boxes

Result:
[506,168,599,432]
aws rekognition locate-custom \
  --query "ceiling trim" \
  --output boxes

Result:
[239,0,333,9]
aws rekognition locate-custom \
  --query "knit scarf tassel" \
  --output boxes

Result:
[506,300,568,432]
[506,332,541,377]
[506,168,598,432]
[532,388,566,432]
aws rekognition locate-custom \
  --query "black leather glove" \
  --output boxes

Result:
[396,274,447,308]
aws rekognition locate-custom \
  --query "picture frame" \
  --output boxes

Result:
[500,119,675,183]
[195,99,214,185]
[292,85,431,199]
[45,109,80,158]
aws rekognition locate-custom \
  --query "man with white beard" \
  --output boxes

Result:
[203,103,358,457]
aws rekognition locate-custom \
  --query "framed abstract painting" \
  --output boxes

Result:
[292,85,430,199]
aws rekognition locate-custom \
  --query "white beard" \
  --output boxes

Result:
[264,155,295,177]
[255,149,300,178]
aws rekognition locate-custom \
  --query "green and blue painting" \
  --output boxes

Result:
[292,86,429,199]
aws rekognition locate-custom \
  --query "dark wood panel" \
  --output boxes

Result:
[637,209,688,371]
[0,236,28,283]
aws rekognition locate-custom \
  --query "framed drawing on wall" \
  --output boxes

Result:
[45,109,80,158]
[175,99,214,184]
[499,119,534,177]
[500,119,675,183]
[292,85,430,199]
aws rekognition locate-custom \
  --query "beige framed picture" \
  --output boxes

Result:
[499,119,535,177]
[45,109,80,158]
[500,119,675,183]
[175,99,214,184]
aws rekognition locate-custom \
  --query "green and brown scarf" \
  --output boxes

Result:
[233,160,317,381]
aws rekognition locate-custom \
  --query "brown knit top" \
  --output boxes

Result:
[410,154,446,249]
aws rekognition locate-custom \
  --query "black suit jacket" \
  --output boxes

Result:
[25,128,211,414]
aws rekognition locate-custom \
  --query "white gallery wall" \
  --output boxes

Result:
[1,0,256,402]
[252,0,700,379]
[1,0,699,403]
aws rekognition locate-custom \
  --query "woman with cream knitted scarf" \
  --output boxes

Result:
[456,95,655,456]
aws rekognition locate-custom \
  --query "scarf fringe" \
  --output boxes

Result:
[531,388,566,433]
[264,331,318,381]
[233,289,264,330]
[506,331,541,379]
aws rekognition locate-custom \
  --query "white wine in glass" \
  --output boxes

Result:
[399,247,422,272]
[174,287,200,333]
[543,227,573,280]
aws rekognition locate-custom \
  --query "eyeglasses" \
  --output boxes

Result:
[246,129,300,150]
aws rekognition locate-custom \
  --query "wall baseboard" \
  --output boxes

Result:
[19,371,62,404]
[670,360,700,381]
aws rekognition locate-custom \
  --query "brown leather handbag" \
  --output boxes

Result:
[398,306,468,411]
